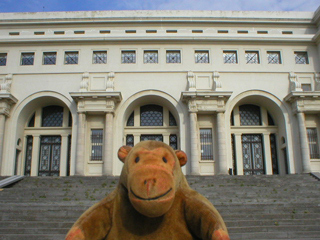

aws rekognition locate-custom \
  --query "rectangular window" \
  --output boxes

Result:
[126,134,134,147]
[223,51,237,64]
[43,52,57,65]
[93,51,107,64]
[64,51,79,64]
[200,129,213,160]
[302,84,311,91]
[295,51,309,64]
[169,134,178,150]
[245,51,260,64]
[21,52,34,65]
[0,53,7,66]
[91,129,103,161]
[144,50,158,64]
[267,51,281,64]
[121,50,136,64]
[166,50,181,63]
[195,50,209,63]
[307,128,319,159]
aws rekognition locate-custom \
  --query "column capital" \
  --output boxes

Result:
[0,93,18,117]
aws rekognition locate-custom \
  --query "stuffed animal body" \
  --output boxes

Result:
[66,140,229,240]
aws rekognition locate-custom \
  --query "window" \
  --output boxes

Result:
[43,52,57,65]
[141,135,163,142]
[122,50,136,64]
[91,129,103,161]
[126,134,134,147]
[295,51,309,64]
[126,112,134,126]
[195,50,209,63]
[307,128,319,159]
[144,50,158,64]
[21,52,34,65]
[169,134,178,150]
[223,51,237,64]
[267,51,281,64]
[93,51,107,64]
[42,106,64,127]
[64,51,79,64]
[245,51,259,64]
[302,84,312,91]
[239,104,261,126]
[0,53,7,66]
[200,129,213,160]
[140,105,163,126]
[166,50,181,63]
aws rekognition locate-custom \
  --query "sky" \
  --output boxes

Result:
[0,0,319,13]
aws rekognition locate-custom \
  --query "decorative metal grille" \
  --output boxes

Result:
[195,51,209,63]
[169,134,178,150]
[245,51,259,64]
[267,51,281,64]
[126,112,134,126]
[239,104,261,126]
[270,134,279,174]
[230,111,234,126]
[140,105,163,126]
[295,51,309,64]
[24,136,33,176]
[42,105,63,127]
[93,51,107,64]
[68,111,72,127]
[28,113,35,127]
[91,129,103,161]
[166,50,181,63]
[169,112,177,126]
[144,51,158,63]
[242,134,265,175]
[67,135,71,176]
[122,51,136,63]
[223,51,237,64]
[231,134,237,175]
[200,129,213,160]
[140,134,163,142]
[38,136,61,176]
[126,134,134,147]
[43,52,57,65]
[268,112,275,126]
[307,128,320,159]
[0,53,7,66]
[21,52,34,65]
[64,51,79,64]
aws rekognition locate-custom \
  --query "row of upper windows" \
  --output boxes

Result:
[0,50,310,66]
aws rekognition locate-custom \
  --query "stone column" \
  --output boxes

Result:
[103,112,114,175]
[31,134,40,176]
[189,111,200,175]
[297,112,311,173]
[216,112,228,174]
[75,112,86,175]
[0,114,6,173]
[59,134,69,176]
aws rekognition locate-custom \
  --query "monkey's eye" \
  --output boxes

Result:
[162,157,168,163]
[135,157,140,163]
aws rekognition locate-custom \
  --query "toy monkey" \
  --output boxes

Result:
[66,140,229,240]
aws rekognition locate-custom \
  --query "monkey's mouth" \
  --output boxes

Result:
[130,188,172,201]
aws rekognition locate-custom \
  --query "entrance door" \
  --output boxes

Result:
[38,136,61,176]
[242,134,265,175]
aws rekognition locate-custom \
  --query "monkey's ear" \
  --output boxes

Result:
[118,146,132,163]
[175,150,187,167]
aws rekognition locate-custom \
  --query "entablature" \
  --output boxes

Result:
[285,91,320,113]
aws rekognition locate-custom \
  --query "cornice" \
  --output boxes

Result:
[70,91,122,102]
[284,91,320,103]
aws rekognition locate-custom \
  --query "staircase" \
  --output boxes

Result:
[0,174,319,240]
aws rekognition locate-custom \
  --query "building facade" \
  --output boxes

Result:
[0,9,320,177]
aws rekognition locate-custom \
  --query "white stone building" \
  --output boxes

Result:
[0,8,320,177]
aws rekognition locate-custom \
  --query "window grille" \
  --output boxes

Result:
[200,129,213,160]
[68,111,72,127]
[166,50,181,63]
[122,51,136,63]
[43,52,57,65]
[169,112,177,126]
[144,51,158,63]
[242,134,264,175]
[245,51,259,64]
[140,135,163,142]
[24,136,33,176]
[239,104,261,126]
[140,105,163,126]
[223,51,237,64]
[42,105,63,127]
[64,51,79,64]
[169,134,178,150]
[28,113,35,127]
[126,134,134,147]
[21,52,34,65]
[270,134,279,174]
[195,51,209,63]
[91,129,103,161]
[294,51,309,64]
[93,51,107,64]
[307,128,320,159]
[267,112,275,126]
[39,136,61,176]
[231,134,237,175]
[126,112,134,126]
[0,53,7,66]
[267,51,281,64]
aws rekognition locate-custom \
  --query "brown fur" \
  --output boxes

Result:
[66,141,229,240]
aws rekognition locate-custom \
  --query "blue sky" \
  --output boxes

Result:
[0,0,319,13]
